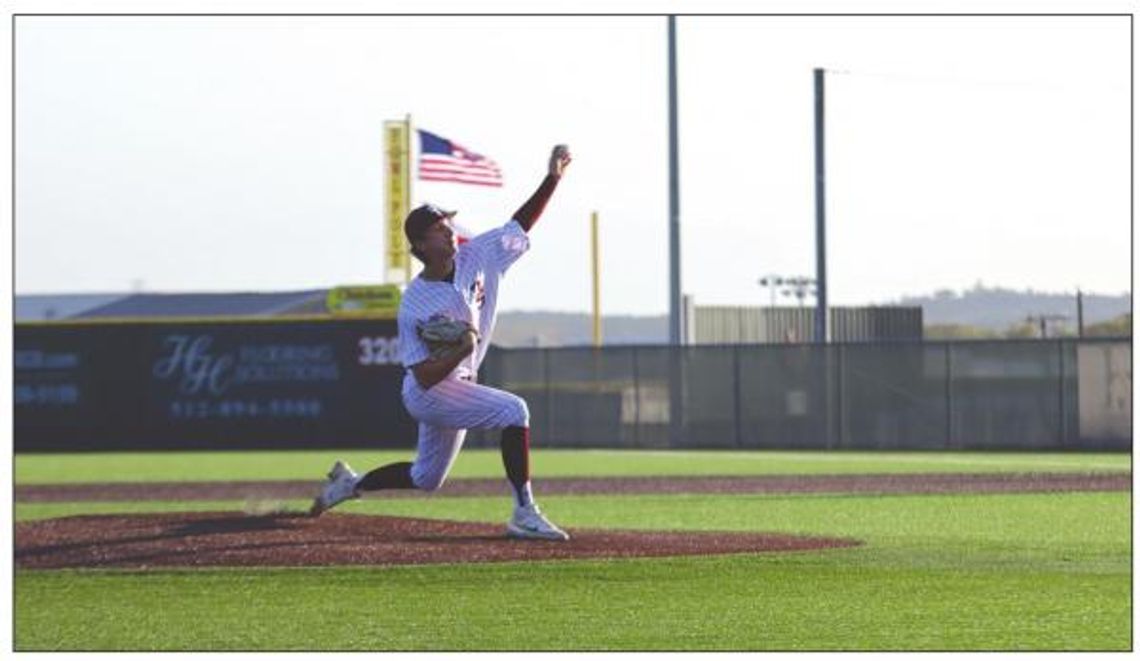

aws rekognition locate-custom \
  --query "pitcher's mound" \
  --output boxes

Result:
[15,512,860,570]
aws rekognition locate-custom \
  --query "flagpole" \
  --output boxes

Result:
[404,113,413,285]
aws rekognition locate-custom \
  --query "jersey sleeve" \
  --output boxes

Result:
[398,310,432,368]
[461,219,531,275]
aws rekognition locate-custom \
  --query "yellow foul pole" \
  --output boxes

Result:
[591,211,602,347]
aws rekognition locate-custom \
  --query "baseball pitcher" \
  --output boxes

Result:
[310,144,573,541]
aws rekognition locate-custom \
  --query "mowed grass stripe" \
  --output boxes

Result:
[14,449,1132,484]
[15,554,1129,651]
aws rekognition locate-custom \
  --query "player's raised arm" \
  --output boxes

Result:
[511,144,572,232]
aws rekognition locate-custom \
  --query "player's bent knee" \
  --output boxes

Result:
[415,473,448,492]
[410,467,448,492]
[508,396,530,427]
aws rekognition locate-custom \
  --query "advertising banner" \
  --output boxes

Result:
[15,319,414,451]
[326,284,401,317]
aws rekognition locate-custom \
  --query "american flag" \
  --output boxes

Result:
[417,129,504,187]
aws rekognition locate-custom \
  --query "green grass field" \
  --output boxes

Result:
[14,448,1131,483]
[13,449,1133,651]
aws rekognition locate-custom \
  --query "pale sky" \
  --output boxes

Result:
[13,14,1131,314]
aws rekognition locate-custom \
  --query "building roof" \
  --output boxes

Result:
[68,290,329,319]
[15,294,129,321]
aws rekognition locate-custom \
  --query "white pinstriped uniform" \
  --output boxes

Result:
[398,219,531,490]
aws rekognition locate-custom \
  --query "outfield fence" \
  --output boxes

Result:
[15,319,1130,452]
[469,338,1131,451]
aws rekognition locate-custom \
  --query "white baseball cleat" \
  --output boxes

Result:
[506,503,570,541]
[309,460,360,517]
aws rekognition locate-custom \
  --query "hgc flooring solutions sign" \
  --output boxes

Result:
[15,319,414,451]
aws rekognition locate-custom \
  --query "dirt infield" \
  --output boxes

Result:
[16,471,1132,503]
[15,472,1127,570]
[14,512,860,570]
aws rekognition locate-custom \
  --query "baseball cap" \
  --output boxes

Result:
[404,204,457,244]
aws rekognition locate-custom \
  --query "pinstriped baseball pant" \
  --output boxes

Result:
[402,374,530,491]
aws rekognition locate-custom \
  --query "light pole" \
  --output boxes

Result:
[757,275,785,307]
[759,274,817,308]
[667,15,682,346]
[813,67,829,344]
[782,276,818,308]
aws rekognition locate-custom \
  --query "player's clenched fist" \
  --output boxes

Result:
[549,144,572,178]
[417,315,479,360]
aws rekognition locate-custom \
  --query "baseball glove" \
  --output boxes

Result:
[417,314,477,358]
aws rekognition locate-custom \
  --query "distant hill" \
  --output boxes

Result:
[494,285,1131,346]
[888,285,1130,331]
